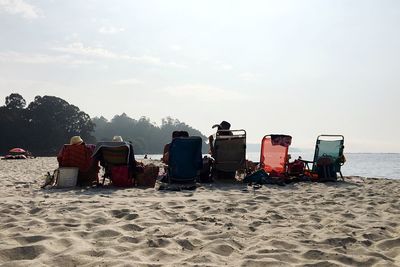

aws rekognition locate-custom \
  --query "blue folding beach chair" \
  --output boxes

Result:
[167,136,203,183]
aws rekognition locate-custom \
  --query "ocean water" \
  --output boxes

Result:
[136,153,400,179]
[280,152,400,180]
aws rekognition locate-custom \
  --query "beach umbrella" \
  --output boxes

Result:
[9,148,26,154]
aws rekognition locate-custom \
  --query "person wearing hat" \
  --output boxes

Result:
[70,135,83,145]
[212,121,231,132]
[57,136,99,186]
[208,121,232,157]
[208,121,237,180]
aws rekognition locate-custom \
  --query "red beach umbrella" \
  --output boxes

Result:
[9,148,26,154]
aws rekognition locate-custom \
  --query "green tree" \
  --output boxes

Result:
[5,93,26,109]
[92,114,208,154]
[0,94,29,153]
[25,95,95,155]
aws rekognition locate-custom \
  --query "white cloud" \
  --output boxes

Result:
[163,84,248,102]
[98,26,125,34]
[165,61,187,69]
[53,42,187,68]
[170,45,182,51]
[53,42,119,59]
[213,61,233,71]
[114,79,143,86]
[218,64,233,70]
[0,0,42,19]
[0,51,92,65]
[239,72,258,81]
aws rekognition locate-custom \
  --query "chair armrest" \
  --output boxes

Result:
[298,159,313,164]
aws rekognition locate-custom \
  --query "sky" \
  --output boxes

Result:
[0,0,399,152]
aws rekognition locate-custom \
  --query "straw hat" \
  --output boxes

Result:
[112,135,123,142]
[70,136,83,145]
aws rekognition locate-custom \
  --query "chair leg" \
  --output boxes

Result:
[339,171,344,181]
[323,166,328,180]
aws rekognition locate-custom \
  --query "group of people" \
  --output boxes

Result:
[161,120,232,165]
[57,120,233,186]
[56,135,127,186]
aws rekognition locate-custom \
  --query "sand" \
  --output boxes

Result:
[0,157,399,267]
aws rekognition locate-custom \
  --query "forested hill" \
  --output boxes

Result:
[0,93,208,156]
[92,115,208,154]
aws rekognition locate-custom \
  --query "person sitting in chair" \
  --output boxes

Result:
[57,136,99,186]
[208,120,232,158]
[162,131,189,165]
[208,121,237,180]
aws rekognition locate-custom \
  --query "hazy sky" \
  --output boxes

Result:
[1,0,399,152]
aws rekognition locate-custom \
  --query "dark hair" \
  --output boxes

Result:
[179,131,189,137]
[212,120,231,130]
[172,130,189,139]
[220,121,231,130]
[172,131,180,138]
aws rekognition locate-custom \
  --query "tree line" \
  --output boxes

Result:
[92,115,207,154]
[0,93,208,156]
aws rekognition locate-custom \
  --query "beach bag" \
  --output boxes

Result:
[288,159,305,176]
[135,164,159,188]
[316,156,337,182]
[199,157,213,183]
[55,167,79,188]
[243,169,269,185]
[111,166,134,187]
[244,169,286,186]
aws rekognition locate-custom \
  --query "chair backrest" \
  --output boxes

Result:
[101,146,130,166]
[260,135,292,174]
[214,129,246,172]
[312,135,344,172]
[168,136,203,182]
[92,141,133,169]
[58,144,93,171]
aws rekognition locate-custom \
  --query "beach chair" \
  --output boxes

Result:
[302,135,345,181]
[167,136,203,184]
[92,141,136,186]
[57,143,99,186]
[260,134,292,177]
[212,129,247,179]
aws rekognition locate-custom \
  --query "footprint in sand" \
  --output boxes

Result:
[120,223,144,232]
[303,249,326,260]
[15,235,49,245]
[376,237,400,250]
[321,236,357,248]
[176,239,195,251]
[118,236,143,244]
[0,245,45,261]
[147,238,171,248]
[210,244,235,256]
[92,229,122,239]
[109,209,138,220]
[29,207,43,215]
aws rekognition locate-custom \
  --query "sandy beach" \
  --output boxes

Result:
[0,157,399,267]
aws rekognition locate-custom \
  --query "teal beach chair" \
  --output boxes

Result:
[303,135,345,181]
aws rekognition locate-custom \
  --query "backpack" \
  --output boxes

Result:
[316,156,337,182]
[199,157,213,183]
[288,159,305,176]
[111,166,134,187]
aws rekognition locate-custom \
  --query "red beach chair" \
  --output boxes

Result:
[260,135,292,177]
